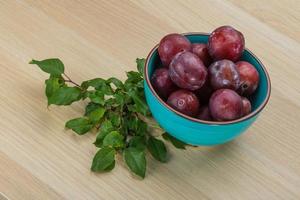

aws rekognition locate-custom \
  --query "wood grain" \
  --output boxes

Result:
[0,0,299,199]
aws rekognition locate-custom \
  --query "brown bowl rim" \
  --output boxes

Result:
[144,32,271,125]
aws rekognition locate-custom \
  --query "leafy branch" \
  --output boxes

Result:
[30,58,187,178]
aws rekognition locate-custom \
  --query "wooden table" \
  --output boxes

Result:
[1,1,300,199]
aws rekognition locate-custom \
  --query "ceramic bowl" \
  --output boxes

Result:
[144,33,271,146]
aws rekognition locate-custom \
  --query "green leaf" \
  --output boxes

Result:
[103,131,124,148]
[84,102,101,116]
[127,117,147,136]
[136,58,146,75]
[113,91,131,106]
[48,87,82,105]
[119,117,129,136]
[101,84,114,95]
[127,117,138,131]
[87,91,105,105]
[147,136,167,163]
[81,78,106,90]
[88,107,105,124]
[104,160,115,172]
[65,117,93,135]
[30,58,64,76]
[136,120,148,136]
[162,132,187,149]
[45,77,60,98]
[124,82,135,92]
[94,121,114,147]
[108,112,121,127]
[123,147,146,178]
[127,104,137,113]
[82,78,114,95]
[126,71,143,84]
[91,147,116,172]
[106,77,124,89]
[104,98,116,108]
[136,80,144,89]
[113,93,125,106]
[128,90,149,116]
[129,136,146,150]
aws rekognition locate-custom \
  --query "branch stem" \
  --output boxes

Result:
[63,73,82,88]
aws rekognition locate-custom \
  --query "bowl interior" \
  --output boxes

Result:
[146,33,270,124]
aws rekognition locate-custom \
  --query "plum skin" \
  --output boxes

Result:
[241,97,252,116]
[209,89,243,121]
[158,33,192,67]
[167,89,200,117]
[236,61,259,96]
[197,105,212,121]
[169,51,208,91]
[208,59,240,91]
[191,43,212,67]
[151,68,177,100]
[208,26,245,62]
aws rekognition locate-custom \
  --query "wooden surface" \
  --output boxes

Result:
[0,0,300,199]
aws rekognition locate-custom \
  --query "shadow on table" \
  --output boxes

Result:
[148,139,244,180]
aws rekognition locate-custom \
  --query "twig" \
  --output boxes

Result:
[63,73,82,88]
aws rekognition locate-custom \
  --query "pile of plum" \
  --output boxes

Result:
[151,26,259,122]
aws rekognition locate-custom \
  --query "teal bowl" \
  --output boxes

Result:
[144,33,271,146]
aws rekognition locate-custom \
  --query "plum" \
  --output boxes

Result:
[209,89,242,121]
[167,89,200,117]
[169,51,207,91]
[151,68,177,99]
[197,105,212,121]
[236,61,259,96]
[191,43,212,67]
[208,26,245,61]
[241,97,252,116]
[208,59,240,91]
[158,33,191,67]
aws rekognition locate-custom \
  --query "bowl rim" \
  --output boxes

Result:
[144,32,271,125]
